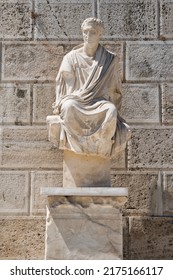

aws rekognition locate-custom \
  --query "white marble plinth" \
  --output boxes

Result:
[63,150,111,188]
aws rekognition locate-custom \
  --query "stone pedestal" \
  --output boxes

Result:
[41,188,128,260]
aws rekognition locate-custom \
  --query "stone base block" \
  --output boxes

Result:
[63,150,111,188]
[45,196,123,260]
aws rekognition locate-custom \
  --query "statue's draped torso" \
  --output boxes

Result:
[52,44,130,157]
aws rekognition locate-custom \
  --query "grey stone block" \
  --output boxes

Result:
[126,42,173,82]
[129,127,173,169]
[0,171,29,215]
[0,218,45,259]
[160,0,173,39]
[0,0,32,40]
[0,84,30,125]
[129,217,173,259]
[31,171,63,215]
[33,84,55,124]
[98,0,158,39]
[2,43,70,81]
[162,83,173,124]
[163,172,173,215]
[121,84,160,123]
[0,126,63,168]
[35,0,94,40]
[111,172,160,215]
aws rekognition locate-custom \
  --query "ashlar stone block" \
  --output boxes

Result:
[0,0,32,40]
[0,171,29,215]
[31,171,63,215]
[98,0,158,39]
[0,84,30,125]
[35,0,94,40]
[163,173,173,215]
[160,0,173,39]
[121,84,160,123]
[2,43,69,81]
[162,83,173,124]
[111,172,160,215]
[129,127,173,169]
[129,217,173,259]
[33,84,55,124]
[0,218,45,259]
[126,42,173,82]
[0,126,63,169]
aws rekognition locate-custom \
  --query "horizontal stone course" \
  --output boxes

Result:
[0,171,29,215]
[0,217,45,259]
[0,83,30,125]
[126,42,173,82]
[0,126,63,168]
[129,127,173,169]
[98,0,158,39]
[0,0,32,40]
[121,84,160,123]
[129,217,173,259]
[35,0,94,40]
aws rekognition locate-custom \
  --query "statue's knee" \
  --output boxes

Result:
[61,99,76,114]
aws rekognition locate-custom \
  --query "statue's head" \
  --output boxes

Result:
[81,18,104,50]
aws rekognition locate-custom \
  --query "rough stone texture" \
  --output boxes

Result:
[31,171,63,215]
[0,0,32,40]
[163,173,173,216]
[0,83,30,125]
[0,218,45,259]
[35,0,94,40]
[0,171,29,215]
[0,126,63,168]
[162,83,173,124]
[2,43,71,81]
[129,128,173,169]
[98,0,158,39]
[111,172,160,215]
[129,217,173,259]
[33,84,55,124]
[126,42,173,82]
[121,84,160,123]
[46,199,123,259]
[160,0,173,39]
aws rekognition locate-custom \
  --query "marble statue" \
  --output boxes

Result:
[50,18,130,158]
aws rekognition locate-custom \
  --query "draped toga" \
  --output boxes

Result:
[51,44,130,158]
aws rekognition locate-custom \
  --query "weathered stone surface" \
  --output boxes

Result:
[0,0,32,40]
[0,84,30,125]
[162,84,173,124]
[126,42,173,81]
[121,84,160,123]
[0,126,63,168]
[33,84,55,124]
[98,0,158,39]
[111,151,126,169]
[0,218,45,259]
[0,171,29,215]
[35,0,94,39]
[111,172,160,215]
[31,171,63,215]
[163,173,173,215]
[2,43,71,81]
[46,200,123,259]
[129,128,173,169]
[160,0,173,39]
[63,150,111,188]
[129,217,173,259]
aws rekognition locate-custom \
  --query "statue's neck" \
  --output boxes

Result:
[83,43,99,57]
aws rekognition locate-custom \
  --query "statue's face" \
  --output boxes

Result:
[82,23,101,49]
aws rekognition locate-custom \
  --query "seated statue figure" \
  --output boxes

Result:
[50,18,130,158]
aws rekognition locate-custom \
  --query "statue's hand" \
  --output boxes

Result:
[52,102,60,115]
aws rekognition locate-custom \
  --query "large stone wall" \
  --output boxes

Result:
[0,0,173,259]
